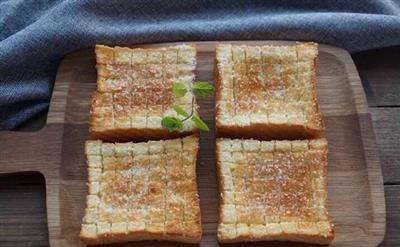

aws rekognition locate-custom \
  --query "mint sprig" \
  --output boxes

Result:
[193,81,214,98]
[191,115,210,131]
[161,81,214,132]
[173,105,189,117]
[161,116,183,131]
[172,82,187,98]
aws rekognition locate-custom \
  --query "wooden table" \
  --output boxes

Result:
[0,45,399,247]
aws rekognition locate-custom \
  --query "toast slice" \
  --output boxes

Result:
[90,44,199,141]
[80,135,202,245]
[216,138,334,244]
[215,43,324,140]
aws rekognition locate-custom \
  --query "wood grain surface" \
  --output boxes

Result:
[369,108,400,184]
[353,46,400,107]
[0,41,386,247]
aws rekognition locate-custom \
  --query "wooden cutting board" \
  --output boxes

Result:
[0,41,386,247]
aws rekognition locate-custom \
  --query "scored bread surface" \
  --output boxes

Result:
[90,44,199,141]
[215,42,324,140]
[216,138,334,244]
[80,135,202,245]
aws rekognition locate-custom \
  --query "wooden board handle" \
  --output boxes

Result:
[0,125,62,176]
[0,130,44,174]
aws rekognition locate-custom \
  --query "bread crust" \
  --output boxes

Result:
[90,125,198,142]
[216,138,334,244]
[215,123,323,140]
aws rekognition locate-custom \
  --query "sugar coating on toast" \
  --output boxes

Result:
[90,45,198,139]
[215,43,324,139]
[80,136,202,245]
[216,138,334,244]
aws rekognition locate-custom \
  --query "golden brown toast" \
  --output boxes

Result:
[215,43,324,140]
[90,44,199,141]
[216,138,334,244]
[80,135,202,245]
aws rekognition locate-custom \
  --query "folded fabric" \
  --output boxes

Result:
[1,0,400,129]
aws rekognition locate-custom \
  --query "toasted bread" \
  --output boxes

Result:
[80,135,202,245]
[215,43,324,140]
[216,138,334,244]
[90,44,199,141]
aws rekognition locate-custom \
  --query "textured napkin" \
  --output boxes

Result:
[1,0,400,129]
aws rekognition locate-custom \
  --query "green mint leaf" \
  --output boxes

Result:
[161,116,183,131]
[172,82,187,98]
[173,105,189,117]
[191,116,210,131]
[193,81,214,98]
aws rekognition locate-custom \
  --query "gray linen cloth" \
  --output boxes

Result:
[1,0,400,129]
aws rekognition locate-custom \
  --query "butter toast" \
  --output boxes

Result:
[90,44,199,141]
[80,135,202,245]
[216,138,334,244]
[215,43,324,140]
